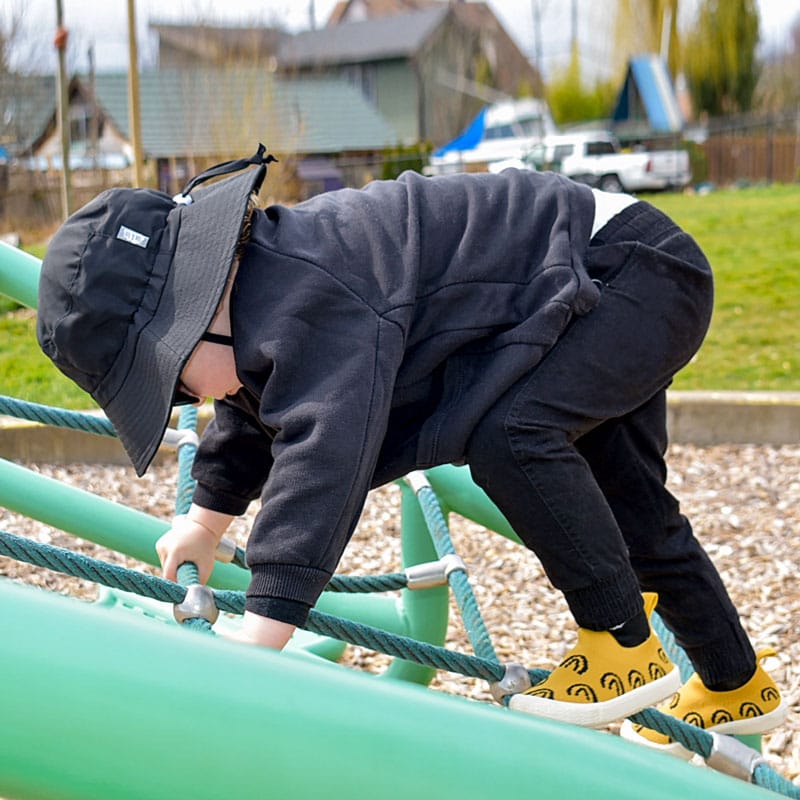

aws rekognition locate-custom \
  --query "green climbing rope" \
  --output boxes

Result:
[408,472,498,664]
[0,395,115,436]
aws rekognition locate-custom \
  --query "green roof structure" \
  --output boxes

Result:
[91,69,398,158]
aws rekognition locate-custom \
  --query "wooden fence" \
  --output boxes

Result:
[701,132,800,186]
[0,167,131,237]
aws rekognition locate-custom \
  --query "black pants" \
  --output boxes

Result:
[465,201,755,686]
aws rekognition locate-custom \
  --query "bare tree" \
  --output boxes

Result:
[754,12,800,112]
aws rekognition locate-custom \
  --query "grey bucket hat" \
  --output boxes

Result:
[37,145,276,475]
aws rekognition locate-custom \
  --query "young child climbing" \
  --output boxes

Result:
[36,146,787,743]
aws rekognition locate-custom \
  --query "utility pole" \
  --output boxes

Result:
[88,44,99,169]
[127,0,144,187]
[531,0,546,92]
[54,0,72,217]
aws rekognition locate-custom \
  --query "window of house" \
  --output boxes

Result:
[341,63,377,105]
[68,103,103,146]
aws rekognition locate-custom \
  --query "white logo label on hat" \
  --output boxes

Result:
[117,225,150,248]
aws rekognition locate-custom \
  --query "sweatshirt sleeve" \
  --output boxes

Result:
[191,395,275,515]
[233,253,404,626]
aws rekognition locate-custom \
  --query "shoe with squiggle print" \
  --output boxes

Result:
[509,593,680,728]
[619,648,787,759]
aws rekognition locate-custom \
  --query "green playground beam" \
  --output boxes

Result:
[0,240,40,309]
[0,577,772,800]
[426,464,522,544]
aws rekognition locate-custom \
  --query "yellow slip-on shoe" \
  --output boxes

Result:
[619,648,788,759]
[509,593,680,728]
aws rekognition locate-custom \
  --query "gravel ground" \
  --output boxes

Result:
[1,443,798,785]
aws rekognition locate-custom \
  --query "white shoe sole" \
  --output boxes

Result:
[619,697,790,759]
[509,667,682,729]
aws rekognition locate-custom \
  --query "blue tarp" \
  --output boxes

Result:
[433,107,487,156]
[612,55,683,132]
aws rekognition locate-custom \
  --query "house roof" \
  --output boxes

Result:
[91,69,398,158]
[0,74,58,155]
[326,0,445,26]
[150,22,287,64]
[278,6,449,66]
[612,55,684,133]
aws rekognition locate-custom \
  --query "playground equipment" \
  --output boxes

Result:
[0,240,797,800]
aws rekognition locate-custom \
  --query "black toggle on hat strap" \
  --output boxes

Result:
[179,143,278,197]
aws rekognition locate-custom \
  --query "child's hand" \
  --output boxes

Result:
[156,513,224,585]
[224,610,296,650]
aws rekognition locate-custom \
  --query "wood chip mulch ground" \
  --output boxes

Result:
[1,443,798,786]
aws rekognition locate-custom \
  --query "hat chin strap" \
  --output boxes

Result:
[176,143,278,200]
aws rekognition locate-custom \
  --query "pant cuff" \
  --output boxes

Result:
[562,567,643,630]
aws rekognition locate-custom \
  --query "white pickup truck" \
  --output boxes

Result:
[490,130,691,193]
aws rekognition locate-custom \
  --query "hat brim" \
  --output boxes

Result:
[104,164,266,476]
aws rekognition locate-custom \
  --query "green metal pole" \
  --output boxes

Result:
[0,241,42,309]
[0,578,771,800]
[427,463,522,544]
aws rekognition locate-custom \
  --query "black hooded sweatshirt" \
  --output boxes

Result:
[190,168,599,625]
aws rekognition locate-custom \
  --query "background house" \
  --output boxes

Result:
[278,4,542,147]
[611,55,685,146]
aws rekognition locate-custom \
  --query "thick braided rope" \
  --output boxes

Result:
[629,706,713,758]
[753,763,800,798]
[2,529,178,604]
[650,609,695,682]
[0,528,237,614]
[412,479,498,663]
[171,406,215,632]
[174,405,199,516]
[326,573,407,592]
[305,608,541,684]
[0,395,115,437]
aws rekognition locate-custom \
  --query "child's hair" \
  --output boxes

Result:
[235,195,257,263]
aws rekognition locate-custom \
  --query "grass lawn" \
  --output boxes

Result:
[0,183,798,410]
[645,184,799,390]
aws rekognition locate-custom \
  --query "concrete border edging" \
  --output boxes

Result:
[666,391,800,447]
[1,391,798,466]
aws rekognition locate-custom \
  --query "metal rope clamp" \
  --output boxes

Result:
[161,427,201,451]
[405,553,467,590]
[705,732,768,783]
[174,584,220,625]
[214,536,238,564]
[489,663,533,704]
